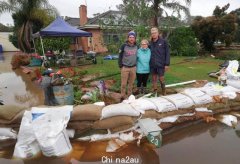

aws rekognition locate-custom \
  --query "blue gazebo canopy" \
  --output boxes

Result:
[39,17,92,37]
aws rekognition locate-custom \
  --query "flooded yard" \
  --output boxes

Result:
[0,52,240,164]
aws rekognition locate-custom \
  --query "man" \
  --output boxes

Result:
[149,27,170,95]
[118,31,138,100]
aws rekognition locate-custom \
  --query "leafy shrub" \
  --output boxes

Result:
[35,37,72,56]
[216,50,240,60]
[169,27,198,56]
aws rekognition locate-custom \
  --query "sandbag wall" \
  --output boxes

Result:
[67,87,240,137]
[1,86,240,138]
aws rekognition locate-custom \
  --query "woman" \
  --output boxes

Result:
[136,39,151,94]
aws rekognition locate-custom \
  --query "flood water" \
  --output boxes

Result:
[1,52,240,164]
[0,52,44,108]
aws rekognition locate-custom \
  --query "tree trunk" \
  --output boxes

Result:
[153,0,160,27]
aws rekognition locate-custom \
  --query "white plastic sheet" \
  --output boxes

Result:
[0,128,17,140]
[157,113,195,124]
[195,108,212,113]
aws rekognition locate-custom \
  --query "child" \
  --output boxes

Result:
[136,39,151,94]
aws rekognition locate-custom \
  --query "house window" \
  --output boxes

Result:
[103,32,120,44]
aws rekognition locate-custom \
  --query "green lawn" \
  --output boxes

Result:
[77,56,223,91]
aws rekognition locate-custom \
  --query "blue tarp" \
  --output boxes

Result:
[39,17,92,37]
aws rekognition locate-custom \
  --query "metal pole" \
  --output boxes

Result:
[40,36,45,58]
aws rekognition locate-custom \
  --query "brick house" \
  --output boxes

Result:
[65,5,131,53]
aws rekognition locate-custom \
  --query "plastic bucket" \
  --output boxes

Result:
[53,84,74,105]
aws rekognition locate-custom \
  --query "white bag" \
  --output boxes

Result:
[127,98,157,113]
[227,79,240,89]
[162,93,195,109]
[13,111,41,158]
[146,97,177,112]
[226,60,240,78]
[200,83,222,96]
[182,88,213,105]
[101,103,140,120]
[32,105,73,157]
[0,128,17,140]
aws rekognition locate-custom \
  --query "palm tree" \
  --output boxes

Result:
[119,0,191,27]
[152,0,191,26]
[0,0,59,52]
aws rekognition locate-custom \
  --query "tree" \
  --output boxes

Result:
[168,26,198,56]
[152,0,191,27]
[230,8,240,43]
[191,4,237,51]
[118,0,191,27]
[213,3,230,17]
[0,0,58,52]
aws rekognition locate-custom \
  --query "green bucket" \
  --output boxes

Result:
[53,84,74,105]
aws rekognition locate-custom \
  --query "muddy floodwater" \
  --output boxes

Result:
[1,52,240,164]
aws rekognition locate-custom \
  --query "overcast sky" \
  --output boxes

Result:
[0,0,239,25]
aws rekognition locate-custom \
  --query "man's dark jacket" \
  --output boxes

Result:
[149,37,170,68]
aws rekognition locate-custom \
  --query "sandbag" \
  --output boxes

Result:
[101,103,140,120]
[233,93,240,102]
[229,101,240,108]
[206,102,229,111]
[71,104,103,121]
[145,97,177,112]
[142,107,194,119]
[0,105,25,121]
[110,124,134,133]
[163,93,195,109]
[182,88,213,105]
[0,110,25,124]
[93,116,135,129]
[227,79,240,89]
[199,85,222,96]
[67,121,93,130]
[127,98,157,113]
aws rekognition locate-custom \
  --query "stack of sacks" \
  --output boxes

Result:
[95,103,140,133]
[141,97,194,119]
[68,104,105,136]
[181,88,213,118]
[199,83,240,112]
[0,105,26,129]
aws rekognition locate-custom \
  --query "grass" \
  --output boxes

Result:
[74,56,224,91]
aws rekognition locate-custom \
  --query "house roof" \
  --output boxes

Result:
[64,10,124,27]
[64,17,80,27]
[0,23,12,32]
[87,10,124,25]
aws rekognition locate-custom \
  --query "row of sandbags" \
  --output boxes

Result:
[1,86,240,137]
[67,90,240,137]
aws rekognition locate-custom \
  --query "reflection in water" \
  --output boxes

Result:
[0,53,44,108]
[1,121,240,164]
[235,130,240,138]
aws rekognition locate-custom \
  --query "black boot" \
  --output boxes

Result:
[161,82,166,96]
[141,87,147,94]
[134,87,141,95]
